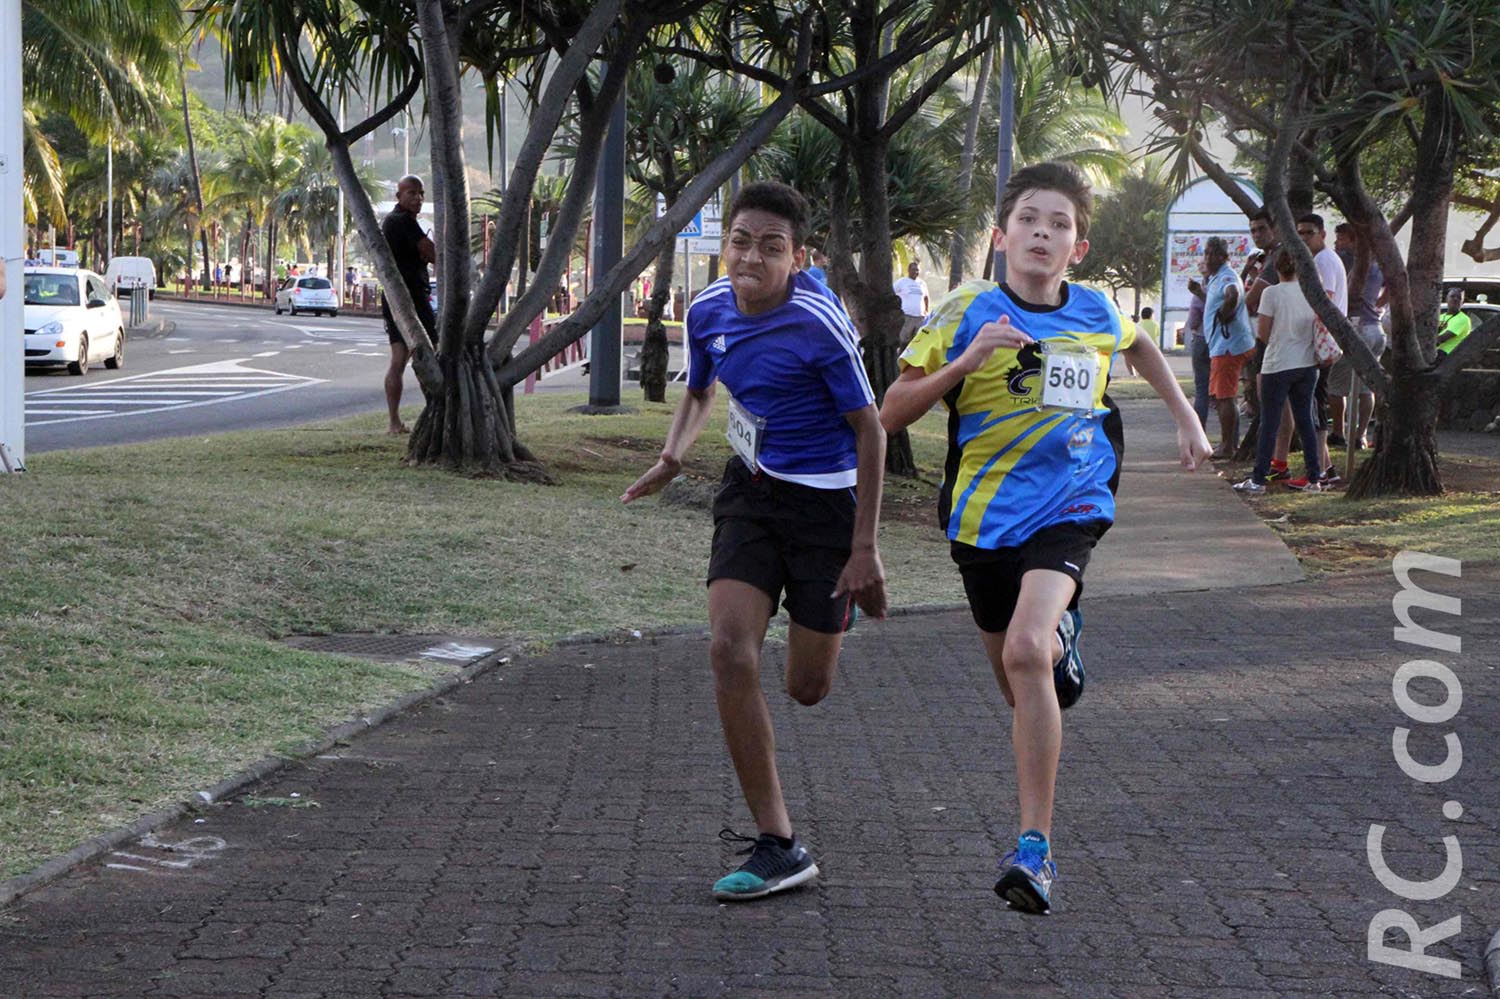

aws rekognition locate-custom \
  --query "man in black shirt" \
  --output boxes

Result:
[381,175,437,434]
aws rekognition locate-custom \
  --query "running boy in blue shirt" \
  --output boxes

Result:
[881,162,1211,914]
[623,181,888,901]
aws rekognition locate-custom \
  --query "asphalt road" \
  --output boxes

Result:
[21,300,600,454]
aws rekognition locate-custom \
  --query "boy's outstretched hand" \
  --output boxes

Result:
[1179,423,1213,471]
[621,453,682,503]
[833,545,888,621]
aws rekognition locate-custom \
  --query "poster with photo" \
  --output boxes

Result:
[1166,232,1254,305]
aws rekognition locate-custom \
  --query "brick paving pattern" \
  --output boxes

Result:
[2,566,1496,998]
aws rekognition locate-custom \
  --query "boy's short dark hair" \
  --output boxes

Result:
[1298,212,1325,231]
[997,161,1094,241]
[724,181,811,247]
[1249,207,1273,226]
[1140,306,1153,319]
[1205,235,1229,258]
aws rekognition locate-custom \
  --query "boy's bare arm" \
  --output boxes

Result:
[1121,335,1212,470]
[881,316,1032,434]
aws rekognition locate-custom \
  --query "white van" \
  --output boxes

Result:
[36,248,81,268]
[104,256,158,299]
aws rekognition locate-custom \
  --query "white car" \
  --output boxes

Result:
[274,276,339,317]
[22,268,126,375]
[103,255,158,299]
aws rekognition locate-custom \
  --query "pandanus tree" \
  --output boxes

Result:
[200,0,816,478]
[1077,0,1500,496]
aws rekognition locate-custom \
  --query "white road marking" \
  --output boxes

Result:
[252,351,281,358]
[168,349,195,354]
[25,359,325,427]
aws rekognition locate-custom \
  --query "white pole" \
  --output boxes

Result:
[1,0,26,470]
[336,96,345,298]
[106,133,114,264]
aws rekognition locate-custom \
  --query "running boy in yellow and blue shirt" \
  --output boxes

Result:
[881,162,1211,915]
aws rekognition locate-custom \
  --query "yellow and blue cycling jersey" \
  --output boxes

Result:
[899,280,1136,549]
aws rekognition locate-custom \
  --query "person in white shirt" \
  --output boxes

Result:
[893,260,931,347]
[1294,213,1346,479]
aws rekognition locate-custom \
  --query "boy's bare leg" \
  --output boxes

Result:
[708,579,790,838]
[976,569,1075,839]
[785,623,843,707]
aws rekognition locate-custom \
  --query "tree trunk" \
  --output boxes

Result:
[850,135,916,477]
[947,46,993,290]
[179,52,212,287]
[407,343,549,480]
[640,238,674,402]
[1347,370,1442,497]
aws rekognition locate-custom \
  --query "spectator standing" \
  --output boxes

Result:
[380,174,438,435]
[1232,250,1323,494]
[1184,261,1211,428]
[1136,306,1159,346]
[214,263,223,291]
[892,260,931,348]
[1328,222,1386,447]
[1437,287,1471,355]
[1203,236,1257,458]
[805,249,830,285]
[1295,213,1347,479]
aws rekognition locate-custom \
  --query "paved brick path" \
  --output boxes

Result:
[3,565,1495,998]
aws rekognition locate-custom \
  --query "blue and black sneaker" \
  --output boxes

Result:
[1054,608,1085,710]
[713,829,819,901]
[995,829,1057,915]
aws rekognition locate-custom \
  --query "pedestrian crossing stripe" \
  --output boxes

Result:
[24,358,326,427]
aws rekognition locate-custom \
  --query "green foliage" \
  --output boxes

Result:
[1072,157,1174,303]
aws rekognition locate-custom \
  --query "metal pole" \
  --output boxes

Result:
[992,35,1015,284]
[587,91,626,409]
[106,133,114,264]
[1,0,25,471]
[337,96,345,299]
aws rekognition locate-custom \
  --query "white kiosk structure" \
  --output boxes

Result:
[1157,175,1263,351]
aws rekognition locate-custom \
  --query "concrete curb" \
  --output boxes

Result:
[0,645,515,910]
[1486,929,1500,994]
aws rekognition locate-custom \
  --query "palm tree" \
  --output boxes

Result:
[276,139,380,277]
[21,0,183,231]
[223,117,307,297]
[623,59,765,401]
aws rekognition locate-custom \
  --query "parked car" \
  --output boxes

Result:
[22,267,126,375]
[103,255,158,299]
[274,276,340,317]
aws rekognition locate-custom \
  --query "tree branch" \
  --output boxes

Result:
[492,13,816,385]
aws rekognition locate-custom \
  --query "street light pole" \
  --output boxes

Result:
[1,0,25,471]
[992,34,1015,284]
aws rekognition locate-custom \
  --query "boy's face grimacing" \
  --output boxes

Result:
[724,208,804,313]
[994,189,1089,283]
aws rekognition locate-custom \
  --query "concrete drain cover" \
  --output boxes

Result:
[284,633,503,664]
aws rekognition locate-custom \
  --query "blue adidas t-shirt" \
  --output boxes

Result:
[686,271,875,488]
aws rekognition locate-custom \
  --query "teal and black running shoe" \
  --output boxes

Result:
[995,829,1057,915]
[1054,608,1085,709]
[713,829,819,902]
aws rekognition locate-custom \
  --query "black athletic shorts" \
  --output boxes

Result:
[707,457,856,635]
[382,294,437,346]
[950,520,1110,633]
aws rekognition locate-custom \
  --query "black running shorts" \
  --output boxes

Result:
[707,457,856,635]
[950,520,1109,634]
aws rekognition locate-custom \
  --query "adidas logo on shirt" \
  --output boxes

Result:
[710,334,727,354]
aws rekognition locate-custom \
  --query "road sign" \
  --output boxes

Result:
[686,237,720,256]
[658,194,723,241]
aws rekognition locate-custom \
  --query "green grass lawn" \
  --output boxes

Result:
[0,389,961,878]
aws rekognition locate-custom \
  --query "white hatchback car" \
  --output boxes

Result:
[274,276,339,317]
[23,268,126,375]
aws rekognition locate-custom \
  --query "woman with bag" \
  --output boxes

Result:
[1233,250,1326,494]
